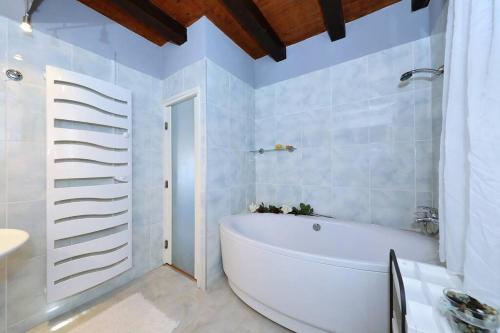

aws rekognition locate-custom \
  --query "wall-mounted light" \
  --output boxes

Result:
[13,54,24,61]
[20,0,44,33]
[20,13,32,33]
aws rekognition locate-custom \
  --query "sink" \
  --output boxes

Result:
[0,229,29,258]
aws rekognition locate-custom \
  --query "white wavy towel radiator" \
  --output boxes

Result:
[46,66,132,302]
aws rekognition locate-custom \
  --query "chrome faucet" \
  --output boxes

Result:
[415,206,439,235]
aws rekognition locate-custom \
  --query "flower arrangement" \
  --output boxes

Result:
[249,202,314,216]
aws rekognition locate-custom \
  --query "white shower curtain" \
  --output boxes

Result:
[439,0,500,299]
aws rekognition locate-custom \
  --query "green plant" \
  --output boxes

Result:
[252,202,315,216]
[290,203,314,216]
[256,203,269,213]
[268,205,282,214]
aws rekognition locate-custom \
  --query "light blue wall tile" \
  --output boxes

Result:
[0,204,5,228]
[230,115,250,149]
[371,190,415,230]
[207,60,230,109]
[275,67,330,116]
[370,142,415,190]
[207,189,231,235]
[182,59,205,92]
[0,146,5,203]
[0,16,6,62]
[207,103,231,148]
[229,75,253,119]
[149,223,164,269]
[207,148,231,190]
[416,141,433,192]
[163,69,183,100]
[228,151,247,186]
[332,144,370,187]
[7,142,45,202]
[206,231,223,288]
[301,148,331,186]
[5,83,45,142]
[6,256,45,326]
[415,88,433,141]
[274,152,301,185]
[367,43,413,98]
[131,224,150,279]
[254,118,276,149]
[255,86,274,120]
[72,45,114,82]
[416,191,433,207]
[301,186,332,216]
[0,258,5,333]
[332,187,370,223]
[255,153,276,184]
[256,184,276,205]
[369,92,414,143]
[6,201,45,262]
[331,101,370,145]
[230,186,247,214]
[331,57,369,105]
[246,184,256,207]
[302,127,331,148]
[275,113,303,148]
[275,185,301,206]
[413,37,434,91]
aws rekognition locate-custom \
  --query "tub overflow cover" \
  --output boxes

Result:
[313,223,321,231]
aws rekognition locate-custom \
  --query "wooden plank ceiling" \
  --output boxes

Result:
[78,0,428,61]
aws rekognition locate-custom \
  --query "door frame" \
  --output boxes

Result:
[163,88,205,290]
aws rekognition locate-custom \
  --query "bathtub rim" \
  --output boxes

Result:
[220,213,436,273]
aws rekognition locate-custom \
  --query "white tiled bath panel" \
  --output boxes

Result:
[254,37,443,231]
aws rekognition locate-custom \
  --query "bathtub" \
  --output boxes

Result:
[220,214,438,333]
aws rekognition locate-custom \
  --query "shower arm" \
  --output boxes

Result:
[408,67,444,76]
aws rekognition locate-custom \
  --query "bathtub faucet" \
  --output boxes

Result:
[414,206,439,235]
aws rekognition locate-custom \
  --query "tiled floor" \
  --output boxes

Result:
[29,266,291,333]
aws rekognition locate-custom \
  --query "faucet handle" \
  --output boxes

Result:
[416,206,438,219]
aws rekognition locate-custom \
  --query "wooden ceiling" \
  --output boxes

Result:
[78,0,430,61]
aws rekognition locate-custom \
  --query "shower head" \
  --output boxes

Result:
[400,65,444,81]
[400,71,413,81]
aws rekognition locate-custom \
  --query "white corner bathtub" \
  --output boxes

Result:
[220,214,438,333]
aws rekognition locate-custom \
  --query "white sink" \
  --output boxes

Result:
[0,229,29,258]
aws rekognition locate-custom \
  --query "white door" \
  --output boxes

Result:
[163,98,196,278]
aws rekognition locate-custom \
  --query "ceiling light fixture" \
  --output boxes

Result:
[20,0,45,33]
[20,13,32,33]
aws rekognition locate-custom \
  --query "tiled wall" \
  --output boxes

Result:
[254,36,442,231]
[162,59,255,288]
[205,60,255,286]
[0,16,164,332]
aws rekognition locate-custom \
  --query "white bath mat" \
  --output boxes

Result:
[68,293,179,333]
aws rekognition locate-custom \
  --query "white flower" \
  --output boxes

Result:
[281,205,292,214]
[249,202,259,213]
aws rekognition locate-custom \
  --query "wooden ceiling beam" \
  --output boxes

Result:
[319,0,346,42]
[79,0,186,45]
[115,0,186,45]
[221,0,286,62]
[411,0,431,11]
